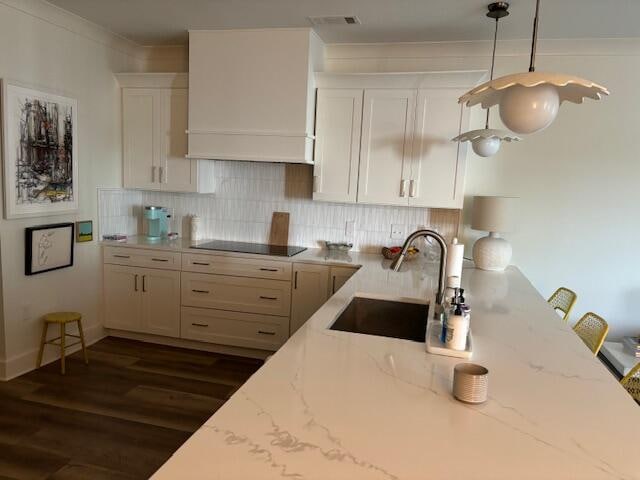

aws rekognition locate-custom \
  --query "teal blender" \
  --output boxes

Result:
[143,206,169,240]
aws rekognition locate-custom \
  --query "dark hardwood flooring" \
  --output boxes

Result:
[0,337,263,479]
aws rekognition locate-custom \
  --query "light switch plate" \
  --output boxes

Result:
[345,220,355,238]
[390,224,404,240]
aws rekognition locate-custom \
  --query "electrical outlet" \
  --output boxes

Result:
[390,224,404,240]
[345,220,355,239]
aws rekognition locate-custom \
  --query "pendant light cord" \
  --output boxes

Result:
[486,16,499,129]
[529,0,541,72]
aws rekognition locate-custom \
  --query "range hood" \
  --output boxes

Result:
[187,28,324,164]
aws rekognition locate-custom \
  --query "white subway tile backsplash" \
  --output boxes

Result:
[98,160,460,253]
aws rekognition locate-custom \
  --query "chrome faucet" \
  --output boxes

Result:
[390,229,448,317]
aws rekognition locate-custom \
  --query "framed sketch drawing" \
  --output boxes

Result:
[2,80,78,219]
[25,223,74,275]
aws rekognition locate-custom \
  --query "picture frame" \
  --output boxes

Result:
[75,220,93,243]
[25,222,74,276]
[2,79,79,219]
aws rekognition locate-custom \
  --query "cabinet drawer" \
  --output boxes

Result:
[104,246,181,271]
[181,307,288,351]
[181,272,291,317]
[182,253,291,281]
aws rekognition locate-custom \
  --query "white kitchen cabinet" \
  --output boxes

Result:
[408,89,469,208]
[117,73,213,193]
[313,89,363,203]
[141,269,181,337]
[188,29,323,163]
[313,72,484,208]
[104,263,180,337]
[290,264,330,335]
[329,266,359,295]
[357,89,416,206]
[104,264,143,332]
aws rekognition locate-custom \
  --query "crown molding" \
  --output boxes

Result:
[1,0,146,60]
[326,38,640,60]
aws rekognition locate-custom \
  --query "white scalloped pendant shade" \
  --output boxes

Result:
[452,128,521,143]
[458,71,610,108]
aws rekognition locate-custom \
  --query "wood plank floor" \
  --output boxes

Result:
[0,337,263,480]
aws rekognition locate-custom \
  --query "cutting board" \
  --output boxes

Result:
[269,212,290,246]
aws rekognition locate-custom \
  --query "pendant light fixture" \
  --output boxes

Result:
[453,2,520,158]
[458,0,609,135]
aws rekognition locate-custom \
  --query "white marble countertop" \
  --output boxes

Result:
[119,238,640,479]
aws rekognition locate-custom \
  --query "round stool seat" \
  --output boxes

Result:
[43,312,82,323]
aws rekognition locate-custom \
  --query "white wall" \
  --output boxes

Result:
[325,38,640,337]
[0,0,148,378]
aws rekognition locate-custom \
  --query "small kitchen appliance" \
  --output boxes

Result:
[143,206,170,239]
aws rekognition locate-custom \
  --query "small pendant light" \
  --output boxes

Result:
[459,0,609,135]
[453,2,521,158]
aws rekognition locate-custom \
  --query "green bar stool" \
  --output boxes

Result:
[36,312,88,374]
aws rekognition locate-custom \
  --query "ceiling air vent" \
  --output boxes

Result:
[308,16,361,26]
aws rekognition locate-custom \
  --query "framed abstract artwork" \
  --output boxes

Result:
[1,80,78,219]
[25,223,74,276]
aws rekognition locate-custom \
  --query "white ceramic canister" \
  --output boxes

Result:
[190,215,201,241]
[445,310,469,351]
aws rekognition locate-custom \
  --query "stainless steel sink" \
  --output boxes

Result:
[329,297,429,342]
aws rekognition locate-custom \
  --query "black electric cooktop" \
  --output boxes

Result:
[191,240,307,257]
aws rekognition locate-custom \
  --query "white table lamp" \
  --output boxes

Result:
[471,196,518,271]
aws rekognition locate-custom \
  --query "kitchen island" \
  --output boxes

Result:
[150,252,639,479]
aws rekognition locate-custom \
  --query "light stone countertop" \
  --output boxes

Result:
[108,237,639,479]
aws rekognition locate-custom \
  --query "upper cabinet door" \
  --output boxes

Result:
[122,89,161,190]
[357,89,416,206]
[408,89,469,209]
[160,89,197,193]
[313,89,363,203]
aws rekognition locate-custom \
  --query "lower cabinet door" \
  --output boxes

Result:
[290,264,330,336]
[140,267,181,337]
[181,307,288,351]
[104,264,143,332]
[329,266,359,295]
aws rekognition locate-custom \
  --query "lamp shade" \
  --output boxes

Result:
[471,196,519,233]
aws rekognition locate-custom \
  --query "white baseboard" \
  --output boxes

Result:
[0,323,107,381]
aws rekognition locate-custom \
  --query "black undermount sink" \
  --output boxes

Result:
[329,297,429,342]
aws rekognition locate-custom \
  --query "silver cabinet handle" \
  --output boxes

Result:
[151,258,169,262]
[193,262,210,266]
[312,175,319,193]
[152,166,157,183]
[259,268,278,272]
[192,289,210,294]
[332,275,337,294]
[294,271,298,289]
[142,275,147,293]
[113,254,130,259]
[134,274,138,292]
[192,322,208,327]
[409,179,417,198]
[400,179,407,197]
[259,295,278,301]
[258,330,276,336]
[159,166,164,183]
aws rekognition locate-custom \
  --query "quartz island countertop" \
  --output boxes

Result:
[109,238,639,479]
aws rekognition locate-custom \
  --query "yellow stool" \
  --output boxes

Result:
[36,312,88,374]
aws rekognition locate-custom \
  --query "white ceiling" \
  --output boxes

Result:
[47,0,640,46]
